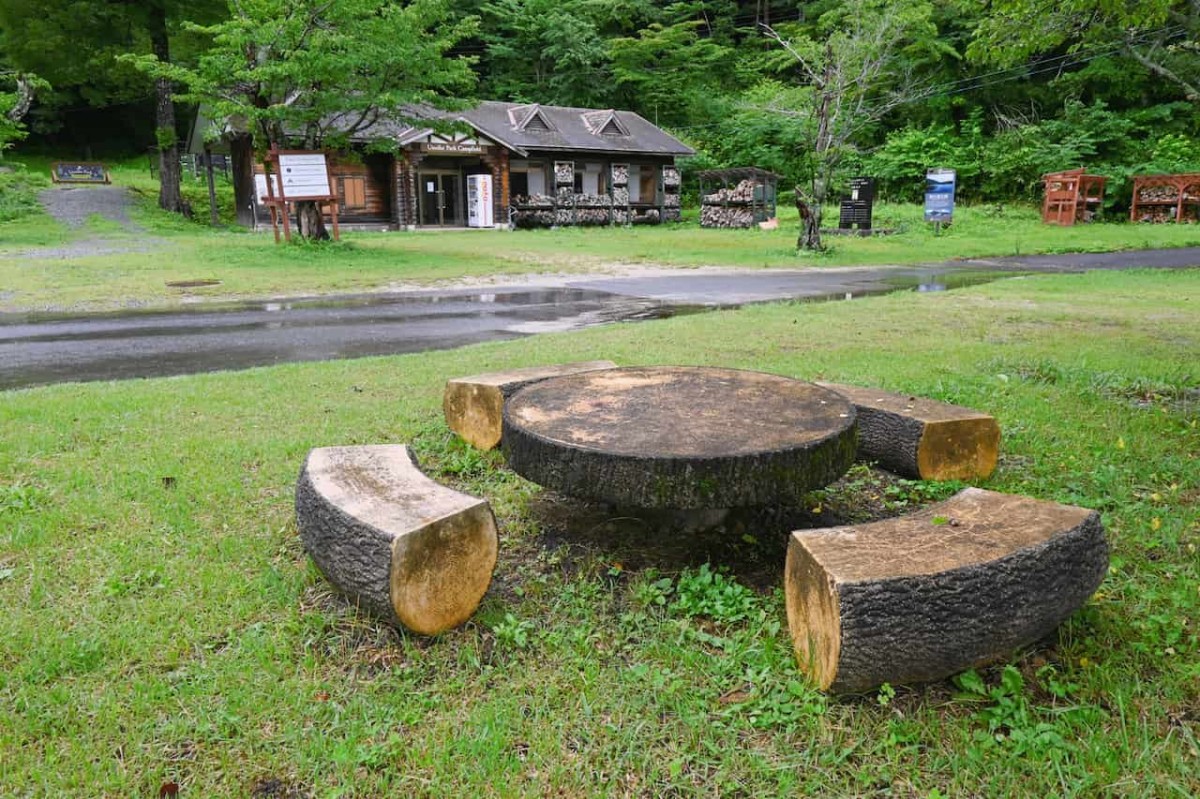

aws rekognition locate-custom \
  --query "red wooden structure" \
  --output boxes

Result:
[1041,169,1106,225]
[1129,173,1200,223]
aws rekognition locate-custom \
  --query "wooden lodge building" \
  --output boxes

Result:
[198,101,694,230]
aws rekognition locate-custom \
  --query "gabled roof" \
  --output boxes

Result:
[461,101,693,156]
[354,100,694,158]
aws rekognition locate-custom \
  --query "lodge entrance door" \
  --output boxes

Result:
[418,171,462,226]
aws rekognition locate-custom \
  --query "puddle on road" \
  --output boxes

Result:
[0,271,1019,390]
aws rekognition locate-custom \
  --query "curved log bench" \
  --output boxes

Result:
[785,487,1107,693]
[817,382,1000,480]
[296,445,499,635]
[444,361,618,450]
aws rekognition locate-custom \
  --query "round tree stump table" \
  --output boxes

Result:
[502,366,858,509]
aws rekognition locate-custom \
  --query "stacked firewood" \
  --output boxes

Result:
[1138,185,1179,202]
[703,179,757,205]
[701,204,755,228]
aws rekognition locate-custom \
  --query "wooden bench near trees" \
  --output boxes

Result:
[296,445,499,635]
[817,383,1000,480]
[785,488,1108,693]
[443,361,618,450]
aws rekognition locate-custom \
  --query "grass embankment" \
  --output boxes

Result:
[1,269,1197,796]
[4,152,1200,313]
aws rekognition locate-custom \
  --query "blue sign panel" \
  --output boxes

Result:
[924,168,956,222]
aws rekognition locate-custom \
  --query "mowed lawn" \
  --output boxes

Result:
[5,156,1200,313]
[1,268,1198,796]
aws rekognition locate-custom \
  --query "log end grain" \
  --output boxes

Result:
[817,382,1000,480]
[443,361,618,450]
[785,487,1108,693]
[917,416,1001,480]
[296,445,498,634]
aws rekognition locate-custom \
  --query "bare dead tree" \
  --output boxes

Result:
[760,0,933,250]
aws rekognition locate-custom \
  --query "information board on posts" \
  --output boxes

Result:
[51,162,109,184]
[924,168,956,223]
[276,152,332,199]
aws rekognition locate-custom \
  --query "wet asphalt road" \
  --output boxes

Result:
[2,248,1198,390]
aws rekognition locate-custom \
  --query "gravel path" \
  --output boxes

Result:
[2,186,164,260]
[39,185,143,229]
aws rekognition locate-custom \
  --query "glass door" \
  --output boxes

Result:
[418,172,463,226]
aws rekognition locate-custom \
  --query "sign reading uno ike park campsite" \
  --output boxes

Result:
[924,168,956,223]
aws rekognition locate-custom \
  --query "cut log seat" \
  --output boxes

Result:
[785,487,1108,693]
[296,445,498,635]
[443,361,618,450]
[817,382,1000,480]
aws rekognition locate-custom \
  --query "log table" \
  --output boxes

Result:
[502,366,858,509]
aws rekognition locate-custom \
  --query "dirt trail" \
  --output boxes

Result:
[2,186,164,260]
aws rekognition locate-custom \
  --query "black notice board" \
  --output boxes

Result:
[839,176,876,229]
[51,162,110,184]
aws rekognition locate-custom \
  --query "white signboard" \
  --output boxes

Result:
[254,174,270,204]
[277,152,332,199]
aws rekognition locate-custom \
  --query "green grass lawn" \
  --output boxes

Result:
[1,269,1197,796]
[5,153,1200,313]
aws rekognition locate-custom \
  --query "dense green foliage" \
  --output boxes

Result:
[4,1,1200,203]
[0,166,48,221]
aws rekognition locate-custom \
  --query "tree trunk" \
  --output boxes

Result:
[296,200,330,241]
[230,133,256,227]
[795,188,822,250]
[149,2,188,216]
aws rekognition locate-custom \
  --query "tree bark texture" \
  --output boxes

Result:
[502,367,858,509]
[444,361,618,450]
[795,188,822,250]
[230,133,256,227]
[296,445,498,635]
[785,488,1108,693]
[296,200,330,241]
[817,383,1000,480]
[149,2,188,217]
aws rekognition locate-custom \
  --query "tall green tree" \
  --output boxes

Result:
[135,0,477,239]
[478,0,611,107]
[0,0,224,213]
[970,1,1200,102]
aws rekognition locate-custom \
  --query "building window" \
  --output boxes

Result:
[628,165,660,203]
[576,163,608,196]
[510,160,547,198]
[639,165,659,204]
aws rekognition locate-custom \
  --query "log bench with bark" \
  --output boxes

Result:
[443,361,618,450]
[785,487,1107,693]
[296,445,499,635]
[817,383,1000,480]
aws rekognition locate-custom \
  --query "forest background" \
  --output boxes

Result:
[3,0,1200,213]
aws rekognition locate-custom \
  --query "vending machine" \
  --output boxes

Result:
[466,174,494,228]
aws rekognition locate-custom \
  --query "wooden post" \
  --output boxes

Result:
[329,200,340,241]
[204,145,219,226]
[263,150,281,244]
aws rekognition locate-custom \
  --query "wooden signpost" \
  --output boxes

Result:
[50,162,110,184]
[261,147,340,242]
